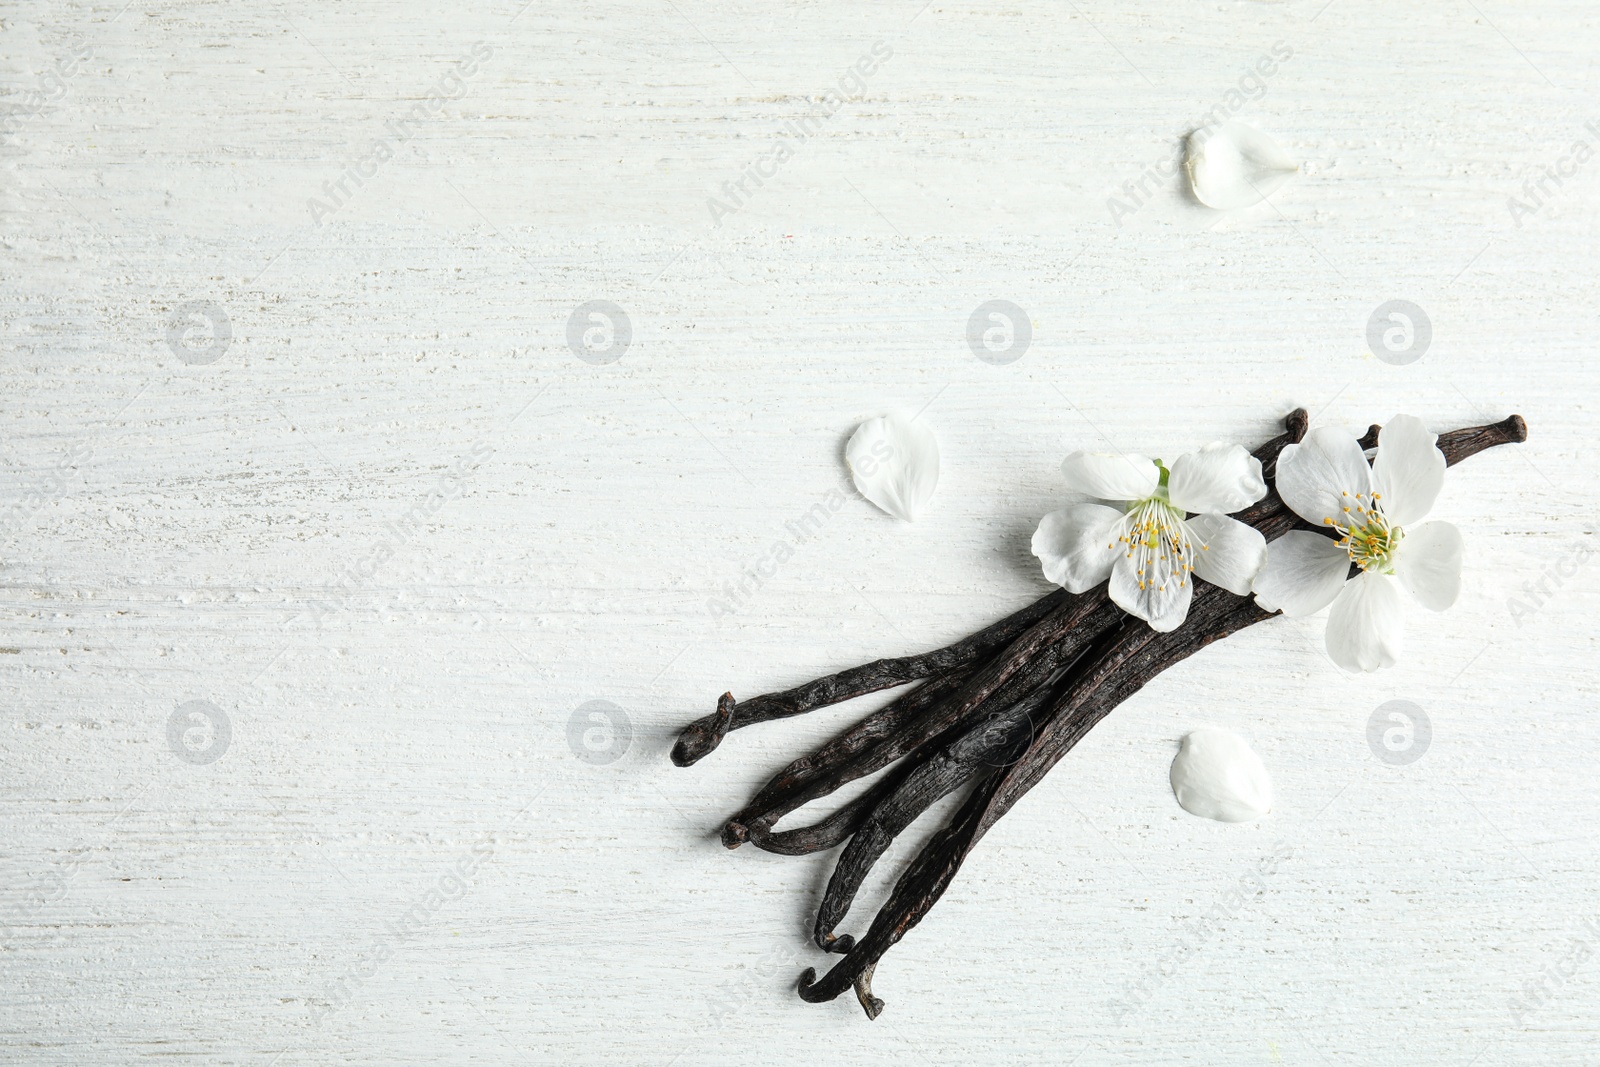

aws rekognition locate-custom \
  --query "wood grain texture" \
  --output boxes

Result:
[2,0,1597,1063]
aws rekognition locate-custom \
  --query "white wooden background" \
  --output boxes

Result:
[3,0,1598,1063]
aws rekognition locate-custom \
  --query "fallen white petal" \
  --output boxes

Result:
[1170,726,1274,823]
[1184,122,1298,210]
[846,414,939,521]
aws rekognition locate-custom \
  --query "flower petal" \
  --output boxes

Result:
[1167,442,1268,515]
[1032,504,1122,593]
[1370,414,1445,525]
[1392,520,1463,611]
[1251,531,1351,616]
[1170,727,1274,823]
[1325,571,1405,672]
[1185,513,1267,595]
[1274,426,1373,529]
[846,414,939,521]
[1184,121,1298,210]
[1060,452,1159,502]
[1110,549,1194,632]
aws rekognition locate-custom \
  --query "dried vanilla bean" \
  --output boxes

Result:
[724,593,1117,849]
[701,413,1312,850]
[671,589,1071,767]
[795,414,1526,1015]
[675,411,1526,1019]
[810,673,1062,953]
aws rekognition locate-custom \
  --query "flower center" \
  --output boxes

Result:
[1114,496,1196,593]
[1323,490,1403,572]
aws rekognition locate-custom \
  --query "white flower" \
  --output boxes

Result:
[1251,415,1462,672]
[1031,443,1269,632]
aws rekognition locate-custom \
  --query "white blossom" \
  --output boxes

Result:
[1252,415,1462,672]
[1033,443,1268,631]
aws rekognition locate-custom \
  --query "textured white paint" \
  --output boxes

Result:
[2,1,1598,1064]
